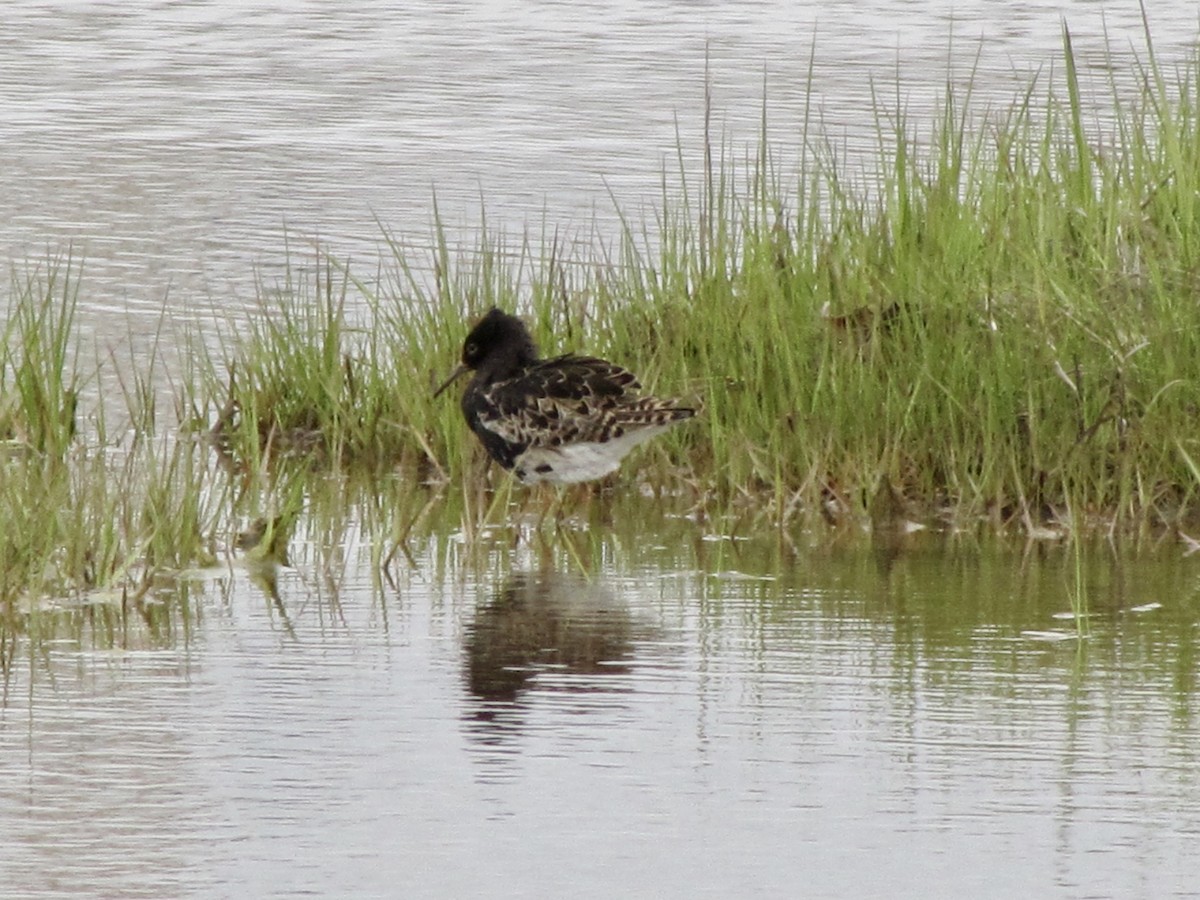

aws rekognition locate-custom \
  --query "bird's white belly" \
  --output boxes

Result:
[513,427,668,484]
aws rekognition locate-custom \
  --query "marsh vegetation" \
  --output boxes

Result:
[3,30,1200,645]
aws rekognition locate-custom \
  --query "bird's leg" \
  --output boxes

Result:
[535,484,566,528]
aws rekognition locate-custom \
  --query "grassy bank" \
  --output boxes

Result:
[3,29,1200,631]
[200,27,1200,534]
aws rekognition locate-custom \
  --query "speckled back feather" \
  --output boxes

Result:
[475,354,691,446]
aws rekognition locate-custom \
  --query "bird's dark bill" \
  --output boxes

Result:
[433,363,469,398]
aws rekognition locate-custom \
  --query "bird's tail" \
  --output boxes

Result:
[613,399,696,427]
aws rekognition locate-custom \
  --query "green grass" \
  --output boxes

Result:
[1,256,80,457]
[336,25,1197,535]
[3,28,1200,640]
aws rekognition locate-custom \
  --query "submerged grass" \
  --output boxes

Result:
[3,27,1200,643]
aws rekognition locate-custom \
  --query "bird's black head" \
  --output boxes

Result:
[460,308,538,372]
[433,308,540,398]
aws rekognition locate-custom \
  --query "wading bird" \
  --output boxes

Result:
[435,308,695,484]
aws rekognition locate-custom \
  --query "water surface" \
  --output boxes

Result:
[3,4,1200,897]
[2,0,1197,328]
[2,498,1198,898]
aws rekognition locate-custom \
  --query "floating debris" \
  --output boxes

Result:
[1128,602,1163,614]
[1020,629,1082,642]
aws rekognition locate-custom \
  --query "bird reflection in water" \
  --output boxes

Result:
[463,572,643,755]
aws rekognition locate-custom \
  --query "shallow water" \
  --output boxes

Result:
[2,494,1199,898]
[4,3,1200,897]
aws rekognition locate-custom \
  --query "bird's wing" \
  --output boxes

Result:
[522,355,641,400]
[476,356,642,447]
